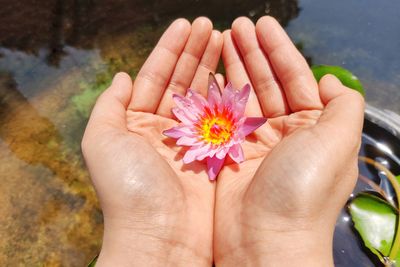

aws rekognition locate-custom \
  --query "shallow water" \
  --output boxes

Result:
[0,0,399,265]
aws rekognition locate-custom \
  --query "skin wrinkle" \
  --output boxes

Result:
[82,16,365,267]
[135,69,169,93]
[107,228,210,266]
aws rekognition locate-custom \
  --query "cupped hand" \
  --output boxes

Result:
[82,18,222,266]
[214,16,364,266]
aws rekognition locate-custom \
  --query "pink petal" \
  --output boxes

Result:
[234,84,251,116]
[173,93,203,116]
[186,89,208,112]
[172,95,199,121]
[197,144,214,160]
[206,156,225,180]
[228,144,244,163]
[163,125,194,139]
[172,107,196,125]
[207,74,222,108]
[177,135,200,146]
[222,82,235,108]
[237,84,251,102]
[240,117,268,136]
[215,146,229,159]
[197,144,218,160]
[183,143,210,164]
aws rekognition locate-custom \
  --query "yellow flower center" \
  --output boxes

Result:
[198,107,235,145]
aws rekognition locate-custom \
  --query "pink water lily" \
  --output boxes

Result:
[163,74,267,180]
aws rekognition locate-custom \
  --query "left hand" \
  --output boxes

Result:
[82,17,222,266]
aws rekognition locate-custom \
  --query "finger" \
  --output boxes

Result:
[222,30,263,117]
[314,75,364,154]
[83,72,132,148]
[231,17,289,118]
[129,19,191,113]
[215,73,225,89]
[190,30,223,96]
[256,16,323,112]
[157,17,213,117]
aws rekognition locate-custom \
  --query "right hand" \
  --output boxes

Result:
[214,16,364,267]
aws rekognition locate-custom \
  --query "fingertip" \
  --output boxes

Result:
[319,74,365,111]
[318,74,345,104]
[222,30,232,45]
[256,15,278,29]
[232,17,255,37]
[192,16,213,30]
[110,72,133,107]
[319,74,342,86]
[211,29,223,40]
[215,73,225,89]
[232,16,253,30]
[222,29,231,36]
[170,18,191,34]
[112,72,131,83]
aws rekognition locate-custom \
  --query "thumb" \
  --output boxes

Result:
[82,72,132,149]
[87,72,132,131]
[314,74,365,153]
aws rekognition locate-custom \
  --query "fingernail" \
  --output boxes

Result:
[112,72,122,85]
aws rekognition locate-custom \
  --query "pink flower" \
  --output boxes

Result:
[163,74,267,180]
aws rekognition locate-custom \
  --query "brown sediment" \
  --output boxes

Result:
[0,0,301,265]
[0,73,101,265]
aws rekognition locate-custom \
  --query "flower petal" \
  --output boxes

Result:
[197,144,219,160]
[238,84,251,102]
[172,107,195,125]
[177,135,200,146]
[234,84,251,116]
[183,143,210,164]
[197,144,214,160]
[163,125,194,139]
[222,82,235,108]
[240,117,268,136]
[228,144,244,163]
[216,146,230,159]
[207,74,222,108]
[207,156,225,180]
[172,94,199,121]
[187,89,208,112]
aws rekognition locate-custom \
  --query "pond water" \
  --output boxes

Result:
[0,0,399,265]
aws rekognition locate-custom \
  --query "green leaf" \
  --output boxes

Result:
[348,193,398,262]
[87,255,98,267]
[311,65,365,96]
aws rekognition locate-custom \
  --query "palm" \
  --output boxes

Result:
[125,110,211,198]
[217,110,322,218]
[83,18,223,265]
[214,17,331,262]
[213,17,365,266]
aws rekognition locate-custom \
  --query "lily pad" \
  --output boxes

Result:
[349,192,398,262]
[311,65,365,96]
[87,255,98,267]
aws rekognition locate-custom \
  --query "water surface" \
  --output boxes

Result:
[0,0,399,265]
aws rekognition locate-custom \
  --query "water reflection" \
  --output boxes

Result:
[0,0,399,265]
[0,1,301,264]
[0,0,300,66]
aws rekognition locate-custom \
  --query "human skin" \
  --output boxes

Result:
[213,16,364,266]
[82,15,364,267]
[82,17,222,266]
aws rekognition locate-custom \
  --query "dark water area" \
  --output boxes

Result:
[0,0,399,265]
[334,118,400,267]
